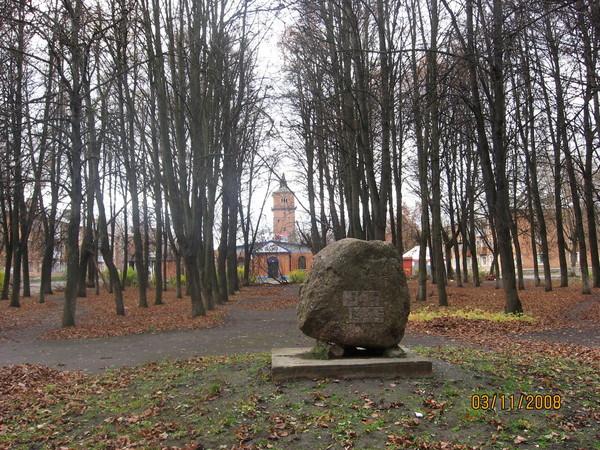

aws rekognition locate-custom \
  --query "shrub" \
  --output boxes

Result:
[237,266,257,284]
[0,270,4,291]
[100,268,139,287]
[168,274,186,287]
[288,269,308,284]
[409,306,535,323]
[124,267,138,287]
[411,268,430,279]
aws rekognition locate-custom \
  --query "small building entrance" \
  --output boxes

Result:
[267,257,280,278]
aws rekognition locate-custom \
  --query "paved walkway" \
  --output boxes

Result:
[0,303,460,374]
[2,284,597,374]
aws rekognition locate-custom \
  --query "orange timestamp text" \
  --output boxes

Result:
[471,394,562,410]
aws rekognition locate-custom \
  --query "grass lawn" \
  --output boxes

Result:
[0,280,598,448]
[1,348,598,449]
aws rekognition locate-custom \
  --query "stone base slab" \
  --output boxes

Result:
[271,347,432,381]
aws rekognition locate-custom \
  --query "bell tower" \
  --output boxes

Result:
[272,174,296,242]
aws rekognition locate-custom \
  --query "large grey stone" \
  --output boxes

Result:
[297,238,410,349]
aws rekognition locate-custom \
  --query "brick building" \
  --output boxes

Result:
[238,175,313,280]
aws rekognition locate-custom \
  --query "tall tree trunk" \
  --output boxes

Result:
[577,1,600,288]
[409,0,428,301]
[121,184,128,291]
[153,180,164,305]
[464,0,521,312]
[39,208,55,303]
[8,0,26,308]
[517,35,553,290]
[117,36,148,306]
[510,155,525,291]
[533,31,569,288]
[427,0,448,306]
[374,0,393,243]
[545,12,590,294]
[90,132,125,316]
[61,0,87,327]
[1,241,12,301]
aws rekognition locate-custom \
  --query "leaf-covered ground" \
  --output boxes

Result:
[0,280,597,341]
[404,281,600,370]
[0,280,598,448]
[0,350,598,449]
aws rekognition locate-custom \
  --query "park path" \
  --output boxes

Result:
[512,290,600,348]
[0,305,311,374]
[2,285,597,374]
[0,301,456,374]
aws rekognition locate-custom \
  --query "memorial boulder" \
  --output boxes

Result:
[297,238,410,352]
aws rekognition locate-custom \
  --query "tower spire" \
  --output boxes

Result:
[272,174,296,241]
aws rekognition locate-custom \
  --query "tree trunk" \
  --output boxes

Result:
[577,2,600,288]
[121,188,128,291]
[77,173,94,298]
[21,244,30,298]
[8,0,25,308]
[464,0,521,312]
[545,11,590,294]
[428,0,448,306]
[153,181,164,305]
[516,36,552,290]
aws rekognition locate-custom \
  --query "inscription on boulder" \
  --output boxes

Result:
[297,238,410,350]
[343,291,384,324]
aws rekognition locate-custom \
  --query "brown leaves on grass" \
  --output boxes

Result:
[42,307,227,340]
[0,288,230,341]
[405,280,600,367]
[484,338,600,370]
[230,284,297,300]
[0,297,62,336]
[408,316,534,337]
[582,296,600,321]
[267,415,296,440]
[408,280,598,330]
[227,284,299,310]
[0,363,83,397]
[0,363,86,434]
[28,285,297,339]
[386,434,477,449]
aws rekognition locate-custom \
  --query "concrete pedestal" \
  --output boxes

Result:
[271,347,432,381]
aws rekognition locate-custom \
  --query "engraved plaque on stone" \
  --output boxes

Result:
[343,291,384,323]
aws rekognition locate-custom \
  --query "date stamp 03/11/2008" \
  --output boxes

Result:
[471,394,562,411]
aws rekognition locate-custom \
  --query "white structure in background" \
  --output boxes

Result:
[402,246,431,276]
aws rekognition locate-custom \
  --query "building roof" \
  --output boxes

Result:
[403,245,430,261]
[237,240,312,255]
[273,173,293,194]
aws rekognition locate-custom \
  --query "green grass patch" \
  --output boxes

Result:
[409,306,536,323]
[3,349,598,449]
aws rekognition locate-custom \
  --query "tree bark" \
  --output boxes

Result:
[545,11,590,294]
